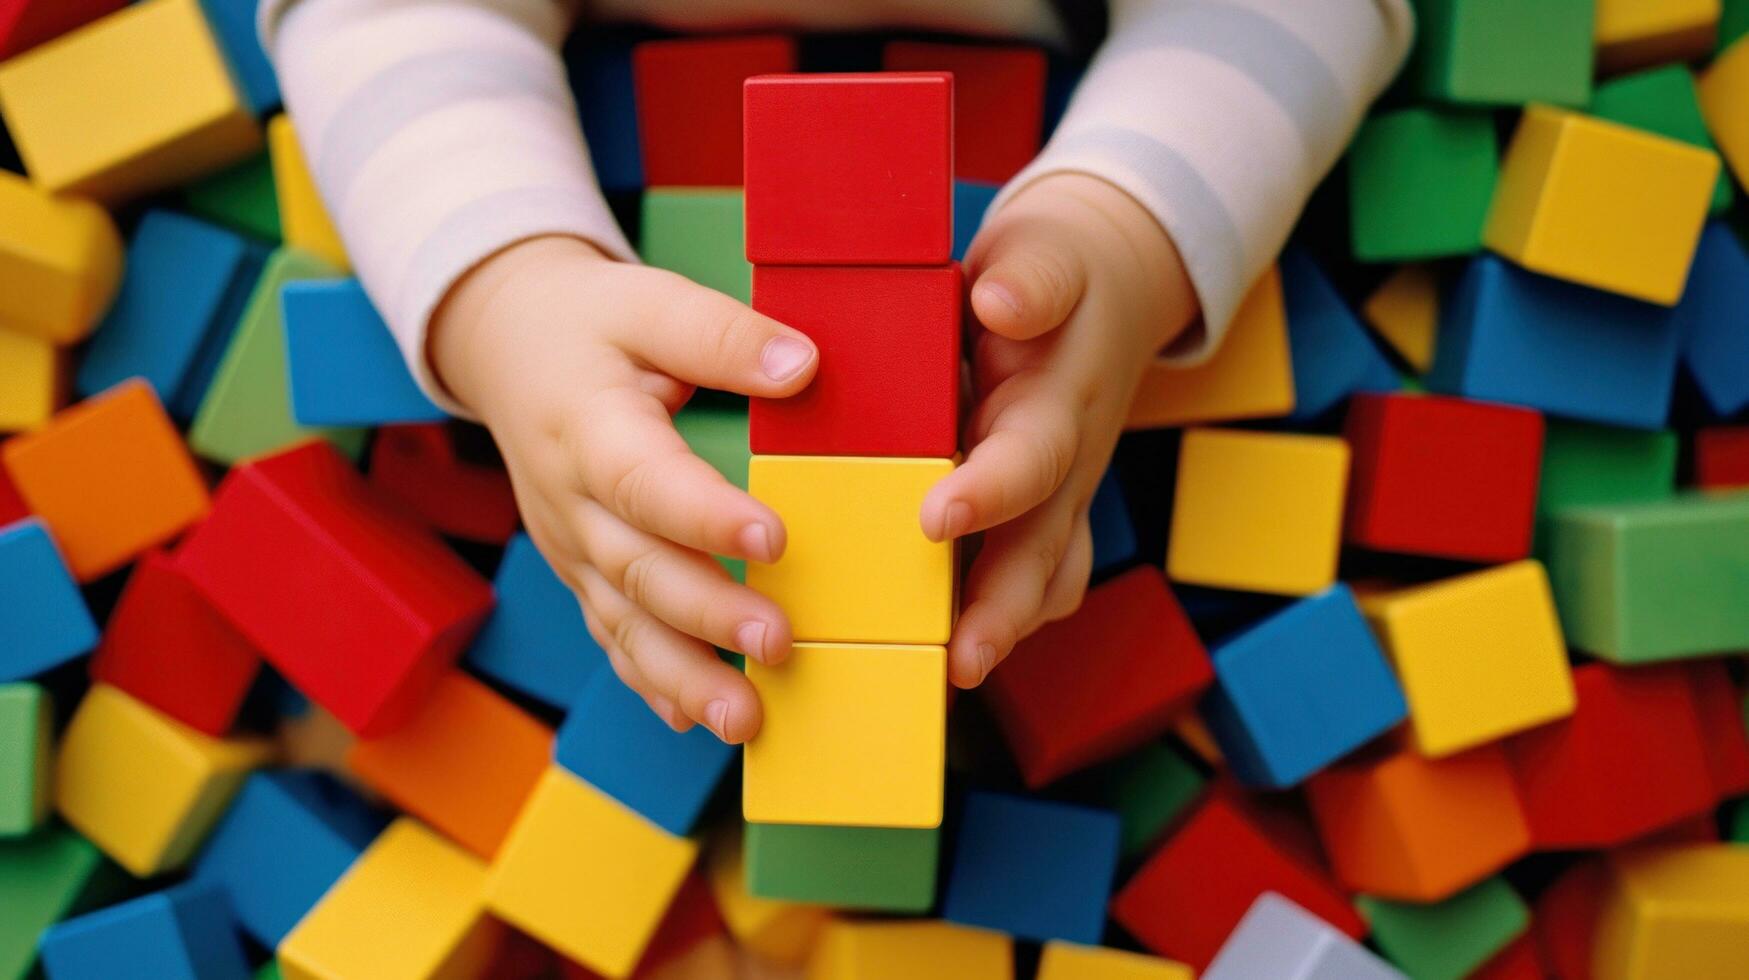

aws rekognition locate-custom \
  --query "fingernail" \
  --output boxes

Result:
[941,500,973,541]
[736,621,769,662]
[975,643,997,684]
[738,523,774,562]
[975,280,1023,320]
[761,336,814,383]
[706,699,732,742]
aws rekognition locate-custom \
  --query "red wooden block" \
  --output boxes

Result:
[1343,393,1544,562]
[1502,663,1716,850]
[0,0,126,59]
[178,440,494,736]
[882,41,1046,184]
[983,566,1211,788]
[632,35,796,187]
[744,72,953,265]
[490,928,557,980]
[369,424,519,544]
[1470,936,1546,980]
[748,264,961,457]
[88,548,260,736]
[1532,858,1606,980]
[1689,659,1749,797]
[0,459,28,525]
[1695,425,1749,489]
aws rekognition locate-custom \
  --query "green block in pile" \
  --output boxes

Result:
[1406,0,1593,107]
[1348,106,1497,261]
[1546,493,1749,662]
[0,684,50,838]
[1590,66,1734,215]
[1359,877,1529,980]
[1723,0,1749,53]
[0,827,128,980]
[675,396,751,582]
[183,151,282,242]
[256,961,283,980]
[641,189,751,304]
[744,821,939,912]
[1098,742,1205,859]
[1534,421,1676,549]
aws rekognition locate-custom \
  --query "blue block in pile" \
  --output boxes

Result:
[1281,246,1399,421]
[1089,467,1137,574]
[198,0,280,113]
[283,279,445,426]
[1676,221,1749,418]
[0,519,98,683]
[943,792,1120,944]
[953,180,999,262]
[37,880,250,980]
[566,37,644,192]
[171,242,268,421]
[464,533,602,709]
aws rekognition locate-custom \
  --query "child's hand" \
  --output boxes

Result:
[924,173,1198,689]
[429,236,821,743]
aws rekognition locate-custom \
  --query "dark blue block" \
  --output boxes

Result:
[1676,222,1749,417]
[283,279,445,426]
[554,668,736,836]
[170,242,268,421]
[38,881,250,980]
[1089,467,1137,574]
[1281,246,1399,421]
[198,0,280,113]
[943,792,1120,944]
[953,180,999,263]
[1201,586,1406,789]
[1428,255,1680,429]
[464,533,602,709]
[566,38,643,193]
[0,519,98,683]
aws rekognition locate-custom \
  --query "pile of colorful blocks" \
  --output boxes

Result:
[3,0,1749,977]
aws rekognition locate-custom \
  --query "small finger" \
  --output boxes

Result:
[617,269,818,397]
[1040,516,1094,623]
[966,216,1087,340]
[946,513,1071,688]
[921,381,1076,541]
[581,598,688,730]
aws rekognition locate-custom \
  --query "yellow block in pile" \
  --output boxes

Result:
[1166,428,1349,597]
[1595,0,1721,73]
[0,0,260,203]
[1700,37,1749,191]
[268,116,350,271]
[1126,267,1295,429]
[53,684,271,876]
[0,172,122,344]
[487,767,698,979]
[1038,941,1194,980]
[748,456,953,644]
[707,836,830,967]
[1483,105,1718,306]
[0,328,60,432]
[1361,264,1438,373]
[1594,844,1749,980]
[807,920,1011,980]
[745,643,945,829]
[279,818,505,980]
[1362,561,1576,758]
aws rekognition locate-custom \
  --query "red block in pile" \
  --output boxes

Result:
[0,0,126,59]
[1532,858,1607,980]
[748,265,961,458]
[0,462,28,525]
[1470,936,1546,980]
[882,41,1046,183]
[1695,425,1749,489]
[369,424,520,545]
[632,35,796,187]
[1343,393,1545,562]
[1689,659,1749,797]
[178,440,494,736]
[88,549,261,736]
[983,566,1211,788]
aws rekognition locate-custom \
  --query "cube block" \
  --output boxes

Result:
[1098,742,1206,859]
[367,423,519,545]
[881,42,1044,183]
[1675,222,1749,417]
[1202,893,1402,980]
[267,116,347,270]
[283,278,443,426]
[1407,0,1593,106]
[744,821,937,912]
[1595,0,1721,72]
[1361,264,1439,372]
[639,189,750,302]
[1359,878,1529,980]
[1535,420,1676,538]
[1348,106,1497,261]
[0,683,50,836]
[0,518,97,682]
[1037,943,1193,980]
[807,920,1011,980]
[633,35,795,187]
[0,827,125,980]
[464,532,602,709]
[1127,268,1295,429]
[943,793,1120,944]
[1282,247,1400,421]
[0,169,122,344]
[1594,844,1749,980]
[1590,66,1732,214]
[38,880,250,980]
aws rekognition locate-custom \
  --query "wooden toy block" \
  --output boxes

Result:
[346,671,551,859]
[744,73,952,265]
[1595,0,1721,73]
[706,837,829,966]
[1675,222,1749,417]
[1700,36,1749,189]
[486,767,698,979]
[280,817,505,980]
[749,265,960,458]
[1348,106,1497,261]
[632,35,795,187]
[0,326,60,431]
[55,684,271,876]
[1200,892,1401,980]
[0,518,97,682]
[744,642,944,828]
[1036,943,1192,980]
[1696,426,1749,489]
[1592,66,1733,214]
[1359,877,1528,980]
[952,180,999,262]
[0,0,260,202]
[1361,265,1439,373]
[942,792,1120,944]
[1202,586,1407,789]
[463,532,603,710]
[746,456,953,644]
[0,683,49,836]
[283,279,444,426]
[1531,855,1606,980]
[1342,392,1545,562]
[806,920,1011,980]
[882,42,1045,183]
[640,189,750,302]
[1594,844,1749,980]
[0,826,126,980]
[1095,742,1205,859]
[368,423,519,545]
[566,871,723,980]
[1467,937,1542,980]
[1728,0,1749,49]
[182,151,281,242]
[1126,267,1296,429]
[177,441,494,736]
[0,0,125,59]
[1535,420,1675,549]
[1404,0,1593,107]
[0,170,121,344]
[1687,660,1749,797]
[1484,106,1717,306]
[675,398,751,579]
[744,821,937,913]
[1282,247,1400,421]
[0,470,26,526]
[1362,561,1574,757]
[567,36,643,192]
[196,0,278,114]
[1166,428,1348,597]
[555,669,735,837]
[267,117,347,270]
[38,879,250,980]
[1545,494,1749,661]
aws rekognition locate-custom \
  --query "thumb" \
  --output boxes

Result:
[967,215,1088,341]
[630,273,819,398]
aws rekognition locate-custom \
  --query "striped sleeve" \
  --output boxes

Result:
[996,0,1415,363]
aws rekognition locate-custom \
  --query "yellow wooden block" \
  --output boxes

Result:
[1361,264,1438,373]
[279,817,504,980]
[1126,267,1295,429]
[1595,0,1720,73]
[807,920,1011,980]
[1037,941,1194,980]
[1364,561,1576,758]
[1165,428,1348,596]
[745,643,945,829]
[0,327,61,432]
[0,0,260,203]
[1483,105,1718,306]
[1700,37,1749,192]
[486,767,698,978]
[706,835,830,967]
[53,684,271,877]
[0,172,122,344]
[747,456,953,644]
[268,116,350,271]
[1594,844,1749,980]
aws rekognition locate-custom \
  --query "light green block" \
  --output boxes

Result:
[1407,0,1594,107]
[1359,877,1530,980]
[1590,65,1733,214]
[189,248,367,465]
[0,685,50,838]
[641,190,750,303]
[183,152,282,243]
[0,827,127,980]
[744,821,939,912]
[1098,742,1205,858]
[1534,421,1676,551]
[675,396,750,582]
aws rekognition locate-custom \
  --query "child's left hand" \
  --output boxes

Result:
[923,172,1199,689]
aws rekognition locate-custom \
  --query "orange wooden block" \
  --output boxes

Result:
[346,671,552,859]
[1,379,207,580]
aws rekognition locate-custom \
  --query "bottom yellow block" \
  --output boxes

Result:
[0,327,59,431]
[1594,845,1749,980]
[279,818,503,980]
[706,834,829,967]
[808,920,1010,980]
[1038,941,1194,980]
[486,767,698,978]
[745,643,946,829]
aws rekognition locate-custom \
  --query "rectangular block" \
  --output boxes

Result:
[1360,878,1529,980]
[1347,105,1497,262]
[943,793,1120,944]
[633,35,795,187]
[267,116,347,270]
[1595,845,1749,980]
[0,518,97,682]
[0,683,50,836]
[0,169,121,344]
[808,920,1011,980]
[0,326,60,431]
[640,189,750,302]
[367,423,519,545]
[463,532,603,709]
[1126,268,1295,429]
[284,278,444,426]
[744,821,937,912]
[1407,0,1593,106]
[38,880,250,980]
[881,42,1045,183]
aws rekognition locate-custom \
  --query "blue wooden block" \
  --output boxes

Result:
[554,668,736,836]
[566,38,643,192]
[1201,586,1405,789]
[1676,222,1749,418]
[953,180,999,262]
[37,880,250,980]
[197,0,279,113]
[171,242,269,421]
[0,519,98,683]
[942,792,1120,944]
[1089,467,1137,574]
[1281,246,1399,421]
[193,771,384,946]
[464,533,602,709]
[1204,893,1405,980]
[1428,255,1680,430]
[283,280,446,426]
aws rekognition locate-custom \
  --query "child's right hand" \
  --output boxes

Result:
[428,235,819,744]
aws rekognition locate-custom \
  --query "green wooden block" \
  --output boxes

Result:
[641,190,751,304]
[675,396,750,582]
[1359,877,1529,980]
[1407,0,1594,107]
[189,248,367,466]
[0,685,50,838]
[1546,493,1749,662]
[1348,107,1497,262]
[1722,0,1749,52]
[1590,66,1733,214]
[744,821,939,912]
[1534,421,1676,551]
[256,961,283,980]
[183,152,282,243]
[0,827,128,980]
[1097,742,1204,859]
